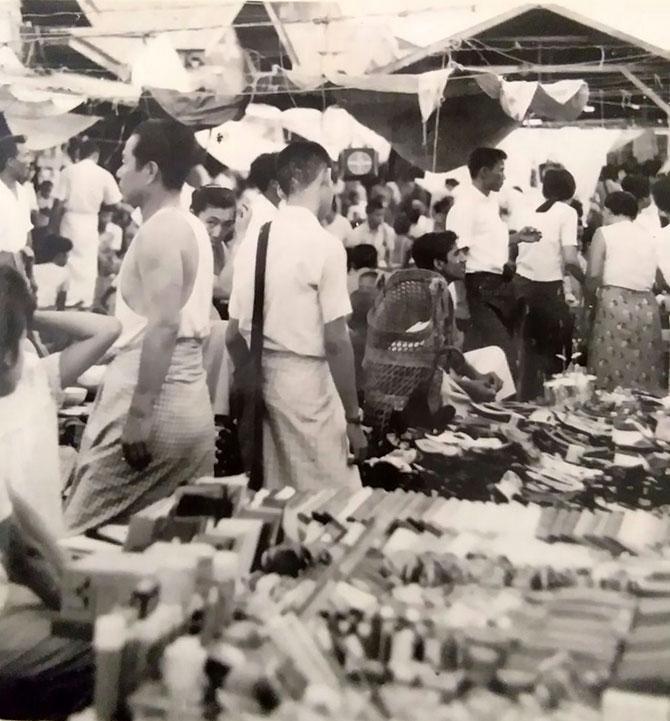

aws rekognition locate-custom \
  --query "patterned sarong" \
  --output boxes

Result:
[64,339,215,535]
[588,285,663,395]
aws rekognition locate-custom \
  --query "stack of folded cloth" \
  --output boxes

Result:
[505,587,636,685]
[535,506,670,552]
[614,561,670,693]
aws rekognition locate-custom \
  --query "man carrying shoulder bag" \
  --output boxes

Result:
[226,141,367,491]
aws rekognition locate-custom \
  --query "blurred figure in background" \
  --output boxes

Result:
[33,234,72,310]
[0,135,34,282]
[392,213,414,268]
[191,185,237,319]
[432,196,454,232]
[622,174,661,237]
[51,140,122,308]
[346,199,396,268]
[321,196,352,244]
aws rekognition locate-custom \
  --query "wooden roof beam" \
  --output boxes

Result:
[620,67,670,117]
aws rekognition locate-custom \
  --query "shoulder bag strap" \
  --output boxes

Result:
[248,221,271,491]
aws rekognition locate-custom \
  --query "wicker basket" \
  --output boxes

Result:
[363,269,451,432]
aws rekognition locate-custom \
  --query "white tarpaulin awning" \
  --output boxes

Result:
[6,113,101,151]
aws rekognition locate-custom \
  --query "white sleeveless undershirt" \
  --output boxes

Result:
[114,206,214,350]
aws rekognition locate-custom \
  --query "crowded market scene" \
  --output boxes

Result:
[3,0,670,718]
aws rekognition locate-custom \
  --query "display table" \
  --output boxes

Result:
[62,386,670,720]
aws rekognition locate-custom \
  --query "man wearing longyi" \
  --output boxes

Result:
[65,120,216,534]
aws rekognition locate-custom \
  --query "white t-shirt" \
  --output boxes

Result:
[322,213,352,244]
[56,158,121,215]
[601,220,658,291]
[0,349,64,540]
[446,184,509,275]
[0,180,34,253]
[229,205,352,358]
[33,263,70,308]
[516,201,578,282]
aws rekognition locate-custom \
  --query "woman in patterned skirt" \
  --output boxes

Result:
[586,191,664,394]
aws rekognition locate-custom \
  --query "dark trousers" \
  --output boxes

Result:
[513,275,572,401]
[464,272,517,370]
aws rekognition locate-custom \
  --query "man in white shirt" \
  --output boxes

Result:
[623,174,661,237]
[241,152,283,248]
[227,141,367,491]
[52,140,122,307]
[346,198,396,267]
[0,135,34,277]
[321,196,352,244]
[446,147,537,368]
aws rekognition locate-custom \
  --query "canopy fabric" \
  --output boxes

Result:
[278,66,588,172]
[5,113,102,151]
[145,88,247,128]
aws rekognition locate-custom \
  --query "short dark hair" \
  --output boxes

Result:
[604,191,638,220]
[348,243,378,270]
[622,174,651,202]
[131,119,202,191]
[34,234,73,264]
[433,197,453,216]
[79,139,99,159]
[542,168,576,202]
[366,199,385,215]
[0,266,35,366]
[393,212,412,236]
[191,185,236,216]
[467,148,507,179]
[247,153,278,194]
[276,141,331,197]
[570,198,584,220]
[652,176,670,214]
[0,134,26,172]
[412,231,458,269]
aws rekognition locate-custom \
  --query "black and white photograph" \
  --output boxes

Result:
[1,0,670,718]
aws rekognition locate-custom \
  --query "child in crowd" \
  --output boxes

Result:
[32,234,72,310]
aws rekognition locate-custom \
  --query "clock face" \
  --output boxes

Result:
[346,150,374,176]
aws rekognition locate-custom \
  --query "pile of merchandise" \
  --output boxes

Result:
[64,472,670,721]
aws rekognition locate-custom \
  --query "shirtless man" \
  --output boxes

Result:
[65,120,215,534]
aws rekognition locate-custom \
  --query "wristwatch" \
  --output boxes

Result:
[346,408,364,425]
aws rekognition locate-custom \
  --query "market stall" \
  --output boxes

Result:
[58,372,670,721]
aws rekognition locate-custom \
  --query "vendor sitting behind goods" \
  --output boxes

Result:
[363,232,515,433]
[412,232,514,403]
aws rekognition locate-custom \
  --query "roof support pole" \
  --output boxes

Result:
[619,67,670,116]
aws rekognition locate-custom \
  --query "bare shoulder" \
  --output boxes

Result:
[138,208,196,257]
